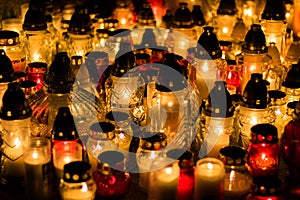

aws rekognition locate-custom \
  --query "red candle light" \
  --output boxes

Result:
[26,62,47,91]
[93,151,131,198]
[246,124,279,177]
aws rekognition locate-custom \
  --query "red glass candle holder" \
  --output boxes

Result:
[93,151,131,198]
[177,151,194,200]
[26,62,47,91]
[281,101,300,180]
[246,124,280,177]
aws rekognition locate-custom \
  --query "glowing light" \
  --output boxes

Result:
[121,18,127,25]
[33,53,40,61]
[81,182,88,192]
[64,156,71,163]
[202,63,209,72]
[222,27,229,34]
[250,116,258,125]
[286,12,291,19]
[32,152,38,159]
[167,101,173,107]
[244,8,253,17]
[165,167,173,174]
[207,163,213,170]
[119,132,125,139]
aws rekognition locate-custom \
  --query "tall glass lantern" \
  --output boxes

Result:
[216,0,237,41]
[67,6,94,58]
[0,83,32,187]
[260,0,287,56]
[237,24,272,94]
[193,26,226,102]
[198,81,235,158]
[232,73,276,148]
[22,1,53,66]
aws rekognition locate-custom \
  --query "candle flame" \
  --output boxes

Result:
[81,182,88,192]
[165,167,173,175]
[33,53,40,61]
[222,27,229,34]
[121,18,127,25]
[32,152,38,159]
[262,153,266,160]
[207,163,213,170]
[229,170,235,182]
[64,156,71,163]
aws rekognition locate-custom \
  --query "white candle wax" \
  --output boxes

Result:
[195,158,225,200]
[148,165,179,200]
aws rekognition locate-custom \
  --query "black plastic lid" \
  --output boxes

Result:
[27,62,47,74]
[157,53,187,91]
[219,145,246,166]
[0,50,16,83]
[197,26,222,59]
[140,28,157,47]
[52,107,78,141]
[0,82,32,120]
[141,132,167,150]
[217,0,237,15]
[63,161,92,183]
[137,2,156,26]
[202,81,235,117]
[172,2,193,28]
[242,24,268,54]
[162,9,173,28]
[250,123,278,144]
[68,6,93,35]
[106,111,129,122]
[261,0,285,20]
[98,150,125,172]
[241,73,269,109]
[23,0,47,31]
[89,122,115,140]
[282,60,300,89]
[0,31,19,46]
[112,42,136,77]
[44,52,75,94]
[192,5,205,26]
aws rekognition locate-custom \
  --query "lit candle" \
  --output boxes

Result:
[148,163,179,200]
[194,158,225,200]
[224,170,251,198]
[23,138,53,199]
[53,142,82,179]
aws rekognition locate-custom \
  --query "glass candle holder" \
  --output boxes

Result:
[52,142,83,180]
[93,151,131,198]
[59,161,96,200]
[225,60,242,95]
[246,124,280,178]
[199,81,235,159]
[281,101,300,180]
[26,62,47,91]
[194,157,225,200]
[0,82,32,187]
[23,137,53,200]
[85,122,118,159]
[0,30,26,72]
[136,132,167,193]
[105,111,133,153]
[148,162,180,200]
[167,149,195,200]
[269,90,287,138]
[219,145,252,199]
